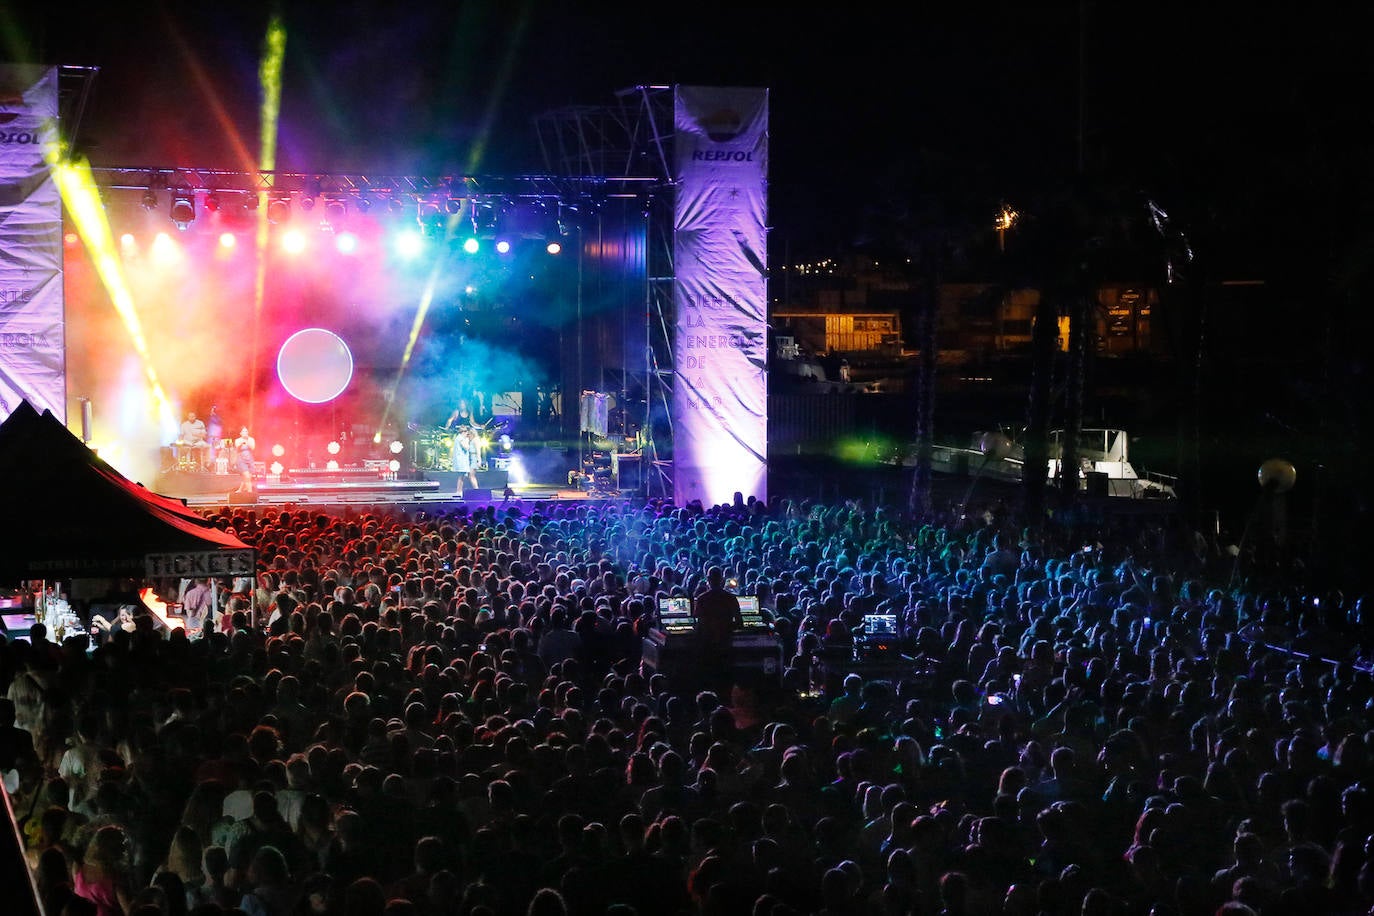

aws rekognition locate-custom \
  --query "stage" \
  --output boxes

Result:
[154,465,627,511]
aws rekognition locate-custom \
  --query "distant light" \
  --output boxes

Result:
[395,230,424,259]
[462,237,480,254]
[151,233,179,263]
[388,459,401,472]
[326,459,340,471]
[495,239,511,254]
[389,440,404,454]
[272,443,286,458]
[546,241,562,255]
[335,232,359,254]
[219,232,237,249]
[327,440,341,455]
[282,230,307,254]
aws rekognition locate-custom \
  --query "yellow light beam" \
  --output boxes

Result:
[250,15,287,432]
[48,150,175,430]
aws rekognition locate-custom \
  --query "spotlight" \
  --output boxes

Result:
[270,461,284,476]
[418,200,444,237]
[546,241,562,255]
[301,177,322,212]
[389,440,404,454]
[281,230,307,253]
[267,197,291,224]
[323,197,347,229]
[327,441,341,455]
[335,232,359,254]
[444,195,463,215]
[495,239,511,254]
[388,459,401,473]
[219,232,237,249]
[326,459,340,471]
[141,187,158,211]
[462,237,480,255]
[169,191,196,231]
[271,443,286,457]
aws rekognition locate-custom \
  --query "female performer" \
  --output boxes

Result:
[233,427,256,494]
[451,426,479,496]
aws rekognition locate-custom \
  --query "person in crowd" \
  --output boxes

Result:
[5,493,1372,916]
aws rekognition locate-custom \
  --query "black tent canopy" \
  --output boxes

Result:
[0,401,252,583]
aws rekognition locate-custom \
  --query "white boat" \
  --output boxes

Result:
[889,427,1178,499]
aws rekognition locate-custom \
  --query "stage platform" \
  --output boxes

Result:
[154,466,626,512]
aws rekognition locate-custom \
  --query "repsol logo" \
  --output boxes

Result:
[691,150,753,163]
[0,333,46,348]
[0,129,43,145]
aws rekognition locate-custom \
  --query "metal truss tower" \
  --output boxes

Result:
[534,86,677,499]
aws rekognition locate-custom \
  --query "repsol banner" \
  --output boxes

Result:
[0,65,65,423]
[672,86,768,507]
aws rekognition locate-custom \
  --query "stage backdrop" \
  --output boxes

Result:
[0,65,64,422]
[672,85,768,506]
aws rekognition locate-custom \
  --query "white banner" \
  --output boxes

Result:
[0,65,65,422]
[672,86,768,506]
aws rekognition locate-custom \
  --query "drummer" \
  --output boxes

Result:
[177,410,209,469]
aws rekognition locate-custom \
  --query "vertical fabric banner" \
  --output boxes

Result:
[0,65,65,422]
[673,86,768,506]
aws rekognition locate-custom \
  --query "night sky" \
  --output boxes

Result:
[11,2,1367,260]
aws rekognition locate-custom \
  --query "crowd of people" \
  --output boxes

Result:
[2,492,1371,916]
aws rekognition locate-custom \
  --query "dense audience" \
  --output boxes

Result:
[2,493,1371,916]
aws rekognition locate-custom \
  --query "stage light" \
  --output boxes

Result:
[418,200,444,237]
[151,233,178,262]
[356,194,373,213]
[243,192,260,211]
[395,230,424,259]
[335,232,359,254]
[301,177,321,212]
[219,232,237,249]
[272,443,285,457]
[546,241,562,255]
[388,459,401,472]
[495,239,512,254]
[270,461,284,476]
[462,237,480,255]
[141,187,158,211]
[323,197,347,229]
[65,232,79,247]
[267,197,291,224]
[389,440,403,454]
[169,191,196,231]
[327,441,341,455]
[281,230,307,254]
[326,459,340,471]
[205,192,222,213]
